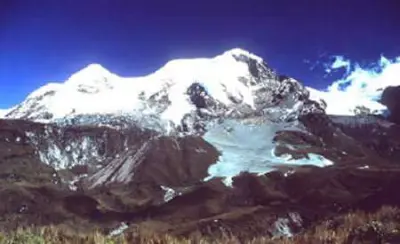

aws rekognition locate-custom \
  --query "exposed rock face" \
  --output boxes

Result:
[3,49,323,136]
[0,118,214,232]
[0,118,221,189]
[381,85,400,124]
[2,110,400,239]
[88,135,219,188]
[1,49,400,240]
[0,119,156,171]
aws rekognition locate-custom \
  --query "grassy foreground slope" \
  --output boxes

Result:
[1,206,400,244]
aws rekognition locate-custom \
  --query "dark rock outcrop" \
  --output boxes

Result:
[381,85,400,124]
[88,135,219,188]
[2,99,400,240]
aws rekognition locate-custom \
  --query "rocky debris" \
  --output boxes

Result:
[346,221,385,244]
[0,119,155,171]
[62,194,100,218]
[1,49,400,241]
[2,104,400,240]
[0,120,59,185]
[87,136,219,189]
[273,112,400,167]
[3,160,400,240]
[175,67,325,136]
[85,166,400,240]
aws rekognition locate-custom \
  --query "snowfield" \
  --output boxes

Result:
[3,49,269,125]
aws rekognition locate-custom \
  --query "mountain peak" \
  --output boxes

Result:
[77,63,110,75]
[3,49,322,133]
[222,48,263,62]
[65,64,115,85]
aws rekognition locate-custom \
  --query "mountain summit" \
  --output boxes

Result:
[3,48,324,134]
[1,48,400,240]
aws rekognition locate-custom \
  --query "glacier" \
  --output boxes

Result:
[4,47,397,186]
[203,119,333,184]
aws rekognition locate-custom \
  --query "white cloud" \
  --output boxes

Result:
[325,56,351,74]
[308,54,400,115]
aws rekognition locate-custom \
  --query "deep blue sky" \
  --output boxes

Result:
[1,0,399,108]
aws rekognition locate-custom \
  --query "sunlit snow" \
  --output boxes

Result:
[5,48,262,127]
[0,109,10,118]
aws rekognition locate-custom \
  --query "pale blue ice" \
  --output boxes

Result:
[203,119,333,183]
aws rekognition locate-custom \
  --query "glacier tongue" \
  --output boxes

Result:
[203,119,333,184]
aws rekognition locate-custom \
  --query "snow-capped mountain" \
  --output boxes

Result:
[3,48,396,182]
[2,48,399,182]
[2,48,400,239]
[0,48,337,184]
[4,49,396,130]
[3,48,324,135]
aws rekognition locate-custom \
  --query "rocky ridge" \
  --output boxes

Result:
[2,49,325,135]
[0,49,400,241]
